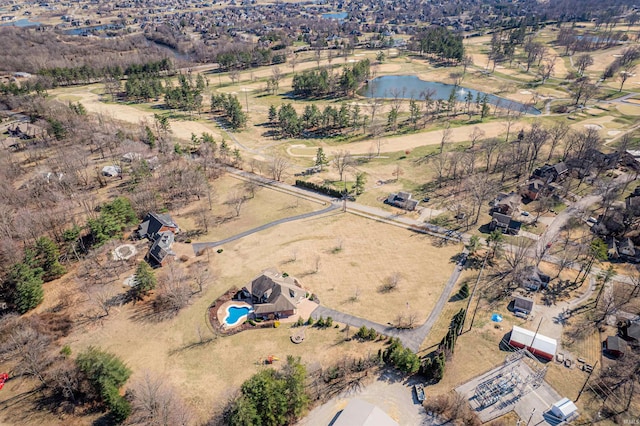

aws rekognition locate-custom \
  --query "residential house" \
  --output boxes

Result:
[245,269,306,319]
[489,212,522,235]
[532,162,568,183]
[137,212,179,268]
[620,150,640,173]
[619,238,636,258]
[513,295,534,316]
[333,399,399,426]
[386,191,419,211]
[494,192,521,216]
[521,179,546,201]
[625,187,640,217]
[593,208,627,236]
[145,231,175,267]
[619,321,640,347]
[137,212,179,240]
[520,266,550,291]
[604,335,627,358]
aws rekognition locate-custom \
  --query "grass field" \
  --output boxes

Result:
[52,209,461,423]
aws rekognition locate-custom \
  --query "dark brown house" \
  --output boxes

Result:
[604,335,627,358]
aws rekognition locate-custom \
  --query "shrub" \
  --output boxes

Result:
[217,248,223,253]
[325,317,333,328]
[316,316,325,327]
[459,282,470,299]
[295,180,346,198]
[295,317,304,327]
[248,319,256,326]
[306,317,314,326]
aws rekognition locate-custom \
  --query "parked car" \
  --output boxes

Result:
[414,384,425,402]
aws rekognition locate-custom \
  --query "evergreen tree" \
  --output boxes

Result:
[133,261,157,299]
[77,347,132,423]
[315,147,328,170]
[354,172,366,196]
[33,236,66,281]
[268,104,278,124]
[9,262,44,313]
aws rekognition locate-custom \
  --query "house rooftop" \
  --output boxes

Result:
[514,296,534,313]
[606,335,626,352]
[333,399,399,426]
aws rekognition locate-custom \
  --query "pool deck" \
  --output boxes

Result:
[217,301,253,329]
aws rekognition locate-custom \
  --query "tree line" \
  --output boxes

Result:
[292,59,370,98]
[409,26,465,63]
[38,59,173,87]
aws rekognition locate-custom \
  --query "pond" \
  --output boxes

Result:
[1,18,41,27]
[361,75,540,115]
[63,24,123,36]
[321,12,348,21]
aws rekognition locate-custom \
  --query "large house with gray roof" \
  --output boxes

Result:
[137,212,179,267]
[243,269,306,319]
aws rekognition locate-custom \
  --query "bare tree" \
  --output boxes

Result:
[269,155,291,181]
[575,53,594,75]
[154,264,193,316]
[469,126,485,149]
[440,123,453,154]
[129,371,194,426]
[225,190,247,217]
[380,272,401,292]
[332,150,353,182]
[618,64,637,92]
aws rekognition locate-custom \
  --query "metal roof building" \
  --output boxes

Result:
[508,326,557,361]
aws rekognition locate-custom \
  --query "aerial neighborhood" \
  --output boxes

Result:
[0,0,640,424]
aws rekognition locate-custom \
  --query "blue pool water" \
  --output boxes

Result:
[225,305,253,326]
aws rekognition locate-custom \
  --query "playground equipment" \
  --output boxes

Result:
[0,373,9,390]
[265,355,279,365]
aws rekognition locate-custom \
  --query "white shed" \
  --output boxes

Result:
[509,325,557,361]
[551,397,578,420]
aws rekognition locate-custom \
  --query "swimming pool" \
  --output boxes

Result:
[224,304,253,327]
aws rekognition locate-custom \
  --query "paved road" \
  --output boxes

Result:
[191,202,339,254]
[311,252,468,352]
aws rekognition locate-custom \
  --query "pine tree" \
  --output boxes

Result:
[33,236,66,281]
[133,261,157,299]
[315,147,328,170]
[268,104,277,124]
[9,262,44,313]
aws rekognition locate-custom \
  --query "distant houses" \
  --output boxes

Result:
[136,212,179,267]
[385,191,419,211]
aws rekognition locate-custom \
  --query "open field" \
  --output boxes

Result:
[37,209,460,423]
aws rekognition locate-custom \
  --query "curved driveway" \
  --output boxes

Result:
[192,202,339,255]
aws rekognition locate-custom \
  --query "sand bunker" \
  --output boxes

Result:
[584,124,603,130]
[607,130,621,136]
[519,90,532,95]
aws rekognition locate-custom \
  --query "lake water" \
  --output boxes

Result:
[1,18,41,27]
[64,24,121,36]
[322,12,348,20]
[361,75,540,115]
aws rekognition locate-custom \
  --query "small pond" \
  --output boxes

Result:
[321,12,348,20]
[361,75,540,115]
[63,24,122,36]
[1,18,41,27]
